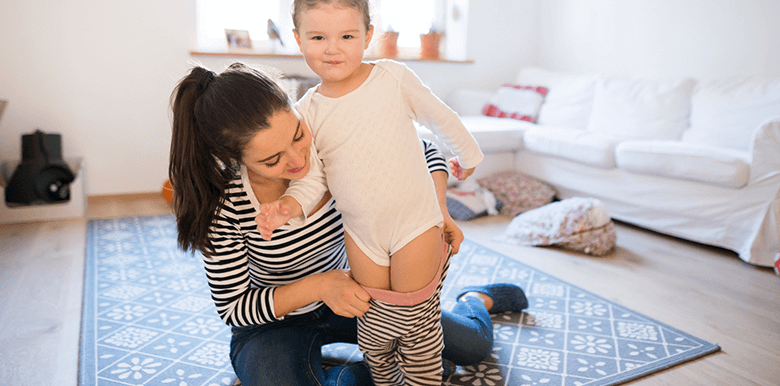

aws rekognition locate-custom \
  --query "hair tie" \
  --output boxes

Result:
[197,71,216,92]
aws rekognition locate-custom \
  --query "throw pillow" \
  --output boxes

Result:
[515,67,600,130]
[586,77,696,141]
[482,84,549,123]
[477,171,556,217]
[682,77,780,152]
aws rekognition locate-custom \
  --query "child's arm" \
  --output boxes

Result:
[393,61,484,172]
[255,196,303,241]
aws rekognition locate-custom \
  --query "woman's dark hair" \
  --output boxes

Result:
[169,62,290,257]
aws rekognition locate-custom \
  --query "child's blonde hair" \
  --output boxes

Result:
[292,0,371,32]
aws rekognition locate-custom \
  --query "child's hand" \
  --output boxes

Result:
[441,216,464,254]
[449,158,476,181]
[255,200,293,241]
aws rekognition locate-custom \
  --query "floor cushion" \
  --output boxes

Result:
[494,197,617,256]
[477,171,556,217]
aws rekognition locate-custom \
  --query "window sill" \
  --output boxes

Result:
[189,51,473,64]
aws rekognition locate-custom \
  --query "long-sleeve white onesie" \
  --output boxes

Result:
[286,59,483,267]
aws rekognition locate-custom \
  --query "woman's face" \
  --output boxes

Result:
[241,109,312,183]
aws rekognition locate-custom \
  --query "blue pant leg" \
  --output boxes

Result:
[230,307,372,386]
[441,296,494,365]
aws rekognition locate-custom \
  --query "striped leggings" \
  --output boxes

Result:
[357,245,452,386]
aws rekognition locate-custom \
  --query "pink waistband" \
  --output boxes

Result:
[362,241,450,306]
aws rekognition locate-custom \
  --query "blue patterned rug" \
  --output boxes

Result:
[80,215,719,385]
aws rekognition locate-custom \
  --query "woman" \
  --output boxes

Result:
[168,63,527,386]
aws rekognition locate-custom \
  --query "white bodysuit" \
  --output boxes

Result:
[287,59,483,267]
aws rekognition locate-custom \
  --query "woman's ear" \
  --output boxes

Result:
[364,25,374,49]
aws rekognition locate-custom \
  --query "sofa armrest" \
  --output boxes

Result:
[445,89,493,116]
[749,116,780,183]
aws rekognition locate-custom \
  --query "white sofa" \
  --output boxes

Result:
[420,67,780,267]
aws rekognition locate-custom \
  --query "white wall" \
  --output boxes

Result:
[0,0,536,195]
[536,0,780,80]
[3,0,777,196]
[0,0,196,196]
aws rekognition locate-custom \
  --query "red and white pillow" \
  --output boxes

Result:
[482,84,549,123]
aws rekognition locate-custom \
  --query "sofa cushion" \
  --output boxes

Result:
[586,77,696,140]
[615,140,750,188]
[516,67,599,130]
[682,77,780,152]
[418,117,530,154]
[482,84,548,123]
[477,171,556,217]
[523,126,622,168]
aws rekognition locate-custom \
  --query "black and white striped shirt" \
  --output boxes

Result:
[204,140,449,327]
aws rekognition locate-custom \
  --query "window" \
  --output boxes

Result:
[196,0,293,53]
[375,0,438,48]
[195,0,468,60]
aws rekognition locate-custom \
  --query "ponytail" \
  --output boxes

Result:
[169,63,290,257]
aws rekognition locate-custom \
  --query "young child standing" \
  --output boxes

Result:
[256,1,484,384]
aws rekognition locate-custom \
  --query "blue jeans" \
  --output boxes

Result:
[230,297,492,386]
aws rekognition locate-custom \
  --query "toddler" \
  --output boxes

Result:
[257,1,483,384]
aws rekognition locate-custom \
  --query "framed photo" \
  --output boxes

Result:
[225,29,252,50]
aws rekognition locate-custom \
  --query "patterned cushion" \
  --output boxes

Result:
[482,84,549,123]
[477,171,556,217]
[494,197,616,256]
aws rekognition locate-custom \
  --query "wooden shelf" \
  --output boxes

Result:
[189,51,473,64]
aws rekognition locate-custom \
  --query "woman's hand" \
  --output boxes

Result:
[318,269,371,318]
[449,158,476,181]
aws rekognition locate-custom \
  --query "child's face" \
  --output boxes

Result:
[241,109,313,183]
[293,2,373,87]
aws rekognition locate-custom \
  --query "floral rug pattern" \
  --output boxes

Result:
[80,215,718,385]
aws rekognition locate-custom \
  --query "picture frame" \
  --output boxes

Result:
[225,29,252,50]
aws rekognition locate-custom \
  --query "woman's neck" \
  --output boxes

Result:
[245,168,290,204]
[318,62,374,98]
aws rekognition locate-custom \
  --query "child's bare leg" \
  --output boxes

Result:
[345,232,391,290]
[390,227,442,293]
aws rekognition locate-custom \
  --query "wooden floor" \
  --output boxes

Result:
[1,194,778,385]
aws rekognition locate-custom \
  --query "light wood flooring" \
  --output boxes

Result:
[0,194,778,385]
